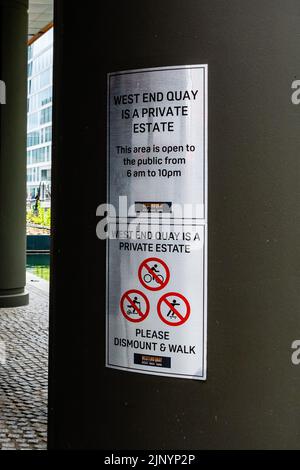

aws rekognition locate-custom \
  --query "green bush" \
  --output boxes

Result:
[27,202,51,228]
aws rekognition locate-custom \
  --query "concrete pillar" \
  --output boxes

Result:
[49,0,300,449]
[0,0,29,307]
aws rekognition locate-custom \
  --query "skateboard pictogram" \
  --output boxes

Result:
[157,292,191,326]
[120,289,150,323]
[138,257,170,291]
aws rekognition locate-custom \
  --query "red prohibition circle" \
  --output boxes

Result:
[157,292,191,327]
[120,289,150,323]
[138,257,170,291]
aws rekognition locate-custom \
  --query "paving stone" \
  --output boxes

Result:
[0,284,48,450]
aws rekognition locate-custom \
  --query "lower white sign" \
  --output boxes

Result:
[106,223,207,380]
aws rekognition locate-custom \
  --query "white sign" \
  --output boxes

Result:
[106,223,207,380]
[108,65,208,220]
[106,65,208,380]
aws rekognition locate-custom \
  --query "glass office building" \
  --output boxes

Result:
[27,27,53,207]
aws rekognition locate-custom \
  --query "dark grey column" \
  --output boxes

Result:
[0,0,29,308]
[49,0,300,449]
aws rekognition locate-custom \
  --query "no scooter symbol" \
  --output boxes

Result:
[120,289,150,323]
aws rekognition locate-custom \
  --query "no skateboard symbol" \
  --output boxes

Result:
[120,289,150,323]
[157,293,191,326]
[138,257,170,291]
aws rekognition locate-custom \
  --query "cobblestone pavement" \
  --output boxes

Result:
[0,278,48,450]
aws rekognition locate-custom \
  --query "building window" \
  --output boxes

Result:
[41,169,51,182]
[40,107,52,125]
[27,131,40,147]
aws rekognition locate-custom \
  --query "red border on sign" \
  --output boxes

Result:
[120,289,150,323]
[138,257,170,291]
[157,292,191,326]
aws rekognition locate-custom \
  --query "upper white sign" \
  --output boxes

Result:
[107,65,208,220]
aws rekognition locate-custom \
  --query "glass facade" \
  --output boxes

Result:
[27,28,53,206]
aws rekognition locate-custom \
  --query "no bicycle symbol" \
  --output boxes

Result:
[157,292,191,327]
[120,289,150,323]
[138,257,170,291]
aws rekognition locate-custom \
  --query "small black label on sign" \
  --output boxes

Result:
[134,353,171,368]
[135,202,172,214]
